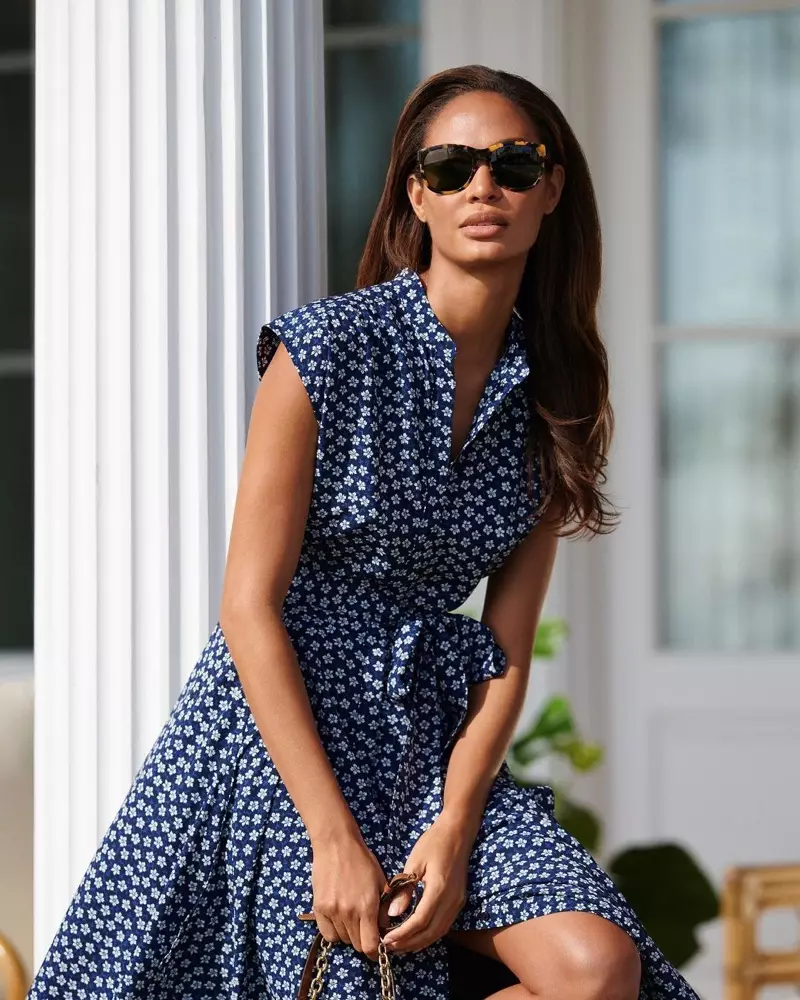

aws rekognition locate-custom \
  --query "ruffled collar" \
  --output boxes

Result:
[392,266,529,386]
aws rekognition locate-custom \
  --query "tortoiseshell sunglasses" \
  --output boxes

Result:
[415,139,549,194]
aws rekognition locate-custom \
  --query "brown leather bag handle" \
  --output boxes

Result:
[295,871,419,1000]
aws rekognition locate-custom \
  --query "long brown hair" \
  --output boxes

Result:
[356,65,618,537]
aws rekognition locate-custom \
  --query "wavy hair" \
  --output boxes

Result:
[356,64,618,537]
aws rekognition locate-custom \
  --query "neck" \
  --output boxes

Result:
[418,255,525,365]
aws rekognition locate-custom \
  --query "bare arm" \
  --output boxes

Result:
[377,512,562,953]
[439,514,560,848]
[218,342,360,847]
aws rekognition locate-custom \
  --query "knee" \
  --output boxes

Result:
[558,924,642,1000]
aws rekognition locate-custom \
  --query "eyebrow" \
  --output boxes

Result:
[429,137,536,148]
[477,136,536,146]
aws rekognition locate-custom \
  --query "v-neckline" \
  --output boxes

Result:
[393,267,531,476]
[447,349,507,468]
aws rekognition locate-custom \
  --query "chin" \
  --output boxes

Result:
[459,246,516,267]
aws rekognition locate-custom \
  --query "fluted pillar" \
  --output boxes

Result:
[33,0,326,962]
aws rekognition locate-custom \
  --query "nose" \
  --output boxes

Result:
[467,159,500,198]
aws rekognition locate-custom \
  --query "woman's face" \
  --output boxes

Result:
[407,91,565,269]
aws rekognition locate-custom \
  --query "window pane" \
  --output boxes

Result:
[324,0,419,27]
[0,375,33,650]
[658,10,800,325]
[324,42,419,294]
[0,71,33,351]
[0,0,32,52]
[658,342,800,650]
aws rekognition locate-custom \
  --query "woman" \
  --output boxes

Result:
[27,65,700,1000]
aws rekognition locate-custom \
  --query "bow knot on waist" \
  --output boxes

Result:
[385,609,508,723]
[379,609,509,869]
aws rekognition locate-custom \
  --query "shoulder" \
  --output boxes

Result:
[268,275,398,340]
[260,277,401,374]
[257,275,401,419]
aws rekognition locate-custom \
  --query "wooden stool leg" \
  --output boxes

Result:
[722,868,755,1000]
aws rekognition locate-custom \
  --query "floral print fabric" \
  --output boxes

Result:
[27,267,699,999]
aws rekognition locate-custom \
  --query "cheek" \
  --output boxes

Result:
[426,199,463,240]
[514,203,547,248]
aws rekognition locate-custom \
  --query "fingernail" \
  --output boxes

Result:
[388,900,402,916]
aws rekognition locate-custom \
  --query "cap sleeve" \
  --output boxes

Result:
[257,300,332,426]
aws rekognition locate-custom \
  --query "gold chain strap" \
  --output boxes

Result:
[302,871,419,999]
[298,872,417,1000]
[377,940,397,999]
[306,937,330,1000]
[307,937,397,999]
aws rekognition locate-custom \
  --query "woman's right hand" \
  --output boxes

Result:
[310,832,391,963]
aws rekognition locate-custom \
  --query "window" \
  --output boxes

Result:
[323,0,421,294]
[0,0,34,651]
[655,3,800,650]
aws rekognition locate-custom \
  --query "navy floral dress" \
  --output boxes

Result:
[27,267,700,1000]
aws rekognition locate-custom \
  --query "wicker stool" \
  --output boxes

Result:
[722,863,800,1000]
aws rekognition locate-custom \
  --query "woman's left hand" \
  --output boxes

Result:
[380,812,474,954]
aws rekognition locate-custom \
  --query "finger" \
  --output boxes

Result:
[331,915,351,946]
[385,899,457,953]
[315,914,340,945]
[346,912,363,954]
[382,883,438,947]
[391,917,449,954]
[377,893,393,933]
[386,886,414,917]
[360,912,381,962]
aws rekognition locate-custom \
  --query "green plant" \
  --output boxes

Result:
[506,616,719,970]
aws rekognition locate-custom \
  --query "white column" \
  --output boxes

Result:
[33,0,326,964]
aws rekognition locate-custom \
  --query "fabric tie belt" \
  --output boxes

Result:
[385,609,507,739]
[381,609,508,873]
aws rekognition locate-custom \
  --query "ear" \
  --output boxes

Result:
[543,163,566,215]
[406,171,427,224]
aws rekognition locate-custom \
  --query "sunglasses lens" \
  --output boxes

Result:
[492,145,544,190]
[420,147,474,193]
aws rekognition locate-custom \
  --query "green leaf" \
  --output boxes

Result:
[532,618,569,659]
[559,738,604,772]
[508,737,547,768]
[553,793,603,854]
[522,695,576,742]
[630,919,700,971]
[607,842,719,968]
[511,696,594,768]
[512,775,553,792]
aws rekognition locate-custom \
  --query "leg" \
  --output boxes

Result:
[446,911,643,1000]
[720,867,756,1000]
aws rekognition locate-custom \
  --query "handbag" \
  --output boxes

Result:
[295,871,419,999]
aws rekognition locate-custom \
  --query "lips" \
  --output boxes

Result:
[460,213,508,228]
